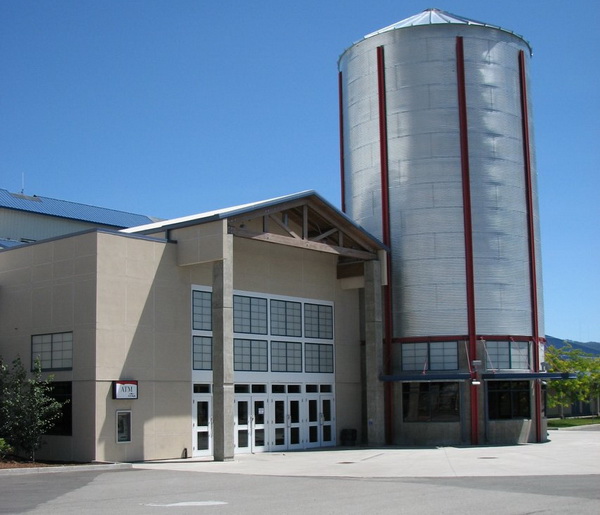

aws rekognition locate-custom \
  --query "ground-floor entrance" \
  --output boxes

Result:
[192,382,335,457]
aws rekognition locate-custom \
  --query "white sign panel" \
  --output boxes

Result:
[113,381,138,399]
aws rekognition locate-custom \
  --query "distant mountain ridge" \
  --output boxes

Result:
[545,335,600,356]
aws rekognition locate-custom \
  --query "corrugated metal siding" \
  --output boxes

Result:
[340,22,543,339]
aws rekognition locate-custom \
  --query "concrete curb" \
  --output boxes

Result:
[0,462,132,476]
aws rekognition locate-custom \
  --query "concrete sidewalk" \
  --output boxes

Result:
[133,429,600,478]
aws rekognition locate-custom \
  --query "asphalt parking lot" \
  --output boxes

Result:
[0,429,598,514]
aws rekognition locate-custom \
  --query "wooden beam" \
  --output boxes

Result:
[268,213,301,239]
[311,227,338,242]
[229,227,377,260]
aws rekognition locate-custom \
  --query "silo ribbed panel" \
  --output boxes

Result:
[339,20,543,341]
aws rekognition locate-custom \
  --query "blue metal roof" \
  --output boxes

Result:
[0,189,159,228]
[0,237,25,249]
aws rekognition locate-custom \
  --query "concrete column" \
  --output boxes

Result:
[364,259,385,445]
[212,234,234,461]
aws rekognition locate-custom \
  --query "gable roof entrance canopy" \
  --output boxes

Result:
[122,191,387,275]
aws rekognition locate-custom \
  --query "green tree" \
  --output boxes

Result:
[545,344,600,418]
[0,356,64,461]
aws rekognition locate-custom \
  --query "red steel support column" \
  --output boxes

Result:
[456,37,479,445]
[377,45,394,444]
[519,50,542,442]
[339,71,347,213]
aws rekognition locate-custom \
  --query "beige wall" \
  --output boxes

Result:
[94,232,192,462]
[0,232,98,461]
[1,225,368,461]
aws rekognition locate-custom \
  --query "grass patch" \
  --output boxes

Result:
[547,416,600,428]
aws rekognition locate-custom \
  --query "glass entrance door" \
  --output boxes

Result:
[306,394,335,448]
[192,395,212,457]
[234,397,267,453]
[271,396,303,451]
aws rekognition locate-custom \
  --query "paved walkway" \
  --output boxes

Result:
[133,429,600,478]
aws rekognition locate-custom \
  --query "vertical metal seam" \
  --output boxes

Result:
[456,36,479,445]
[338,71,346,213]
[377,45,394,444]
[519,50,542,442]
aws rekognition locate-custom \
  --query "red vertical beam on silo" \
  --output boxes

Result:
[377,45,394,444]
[339,71,346,213]
[519,50,542,442]
[456,36,479,445]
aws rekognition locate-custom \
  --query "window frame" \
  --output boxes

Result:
[305,343,334,373]
[485,341,531,371]
[401,342,458,372]
[271,341,303,373]
[233,338,268,372]
[487,380,531,420]
[31,332,73,371]
[192,290,212,331]
[270,299,302,337]
[192,336,213,371]
[304,303,334,340]
[233,295,268,335]
[402,382,460,423]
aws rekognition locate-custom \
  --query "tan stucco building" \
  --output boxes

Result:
[0,191,387,462]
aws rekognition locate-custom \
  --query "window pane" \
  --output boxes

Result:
[271,341,302,372]
[403,382,459,422]
[234,339,268,372]
[402,343,428,371]
[45,382,72,436]
[31,332,73,371]
[511,341,530,369]
[488,381,531,420]
[271,300,302,337]
[193,336,212,370]
[429,342,458,371]
[486,341,510,369]
[306,343,334,373]
[192,290,212,331]
[305,304,333,339]
[234,296,267,334]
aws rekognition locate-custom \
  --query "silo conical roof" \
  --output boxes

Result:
[362,8,531,53]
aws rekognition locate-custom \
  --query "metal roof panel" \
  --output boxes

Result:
[0,189,159,228]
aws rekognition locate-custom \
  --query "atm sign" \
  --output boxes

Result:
[113,381,138,399]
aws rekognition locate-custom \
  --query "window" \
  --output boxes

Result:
[304,304,333,339]
[193,336,212,370]
[234,339,268,371]
[485,341,530,370]
[402,382,460,422]
[305,343,334,373]
[192,290,212,331]
[402,342,457,371]
[488,381,531,419]
[234,296,267,334]
[31,332,73,371]
[116,410,132,443]
[271,341,302,372]
[45,382,72,436]
[271,300,302,337]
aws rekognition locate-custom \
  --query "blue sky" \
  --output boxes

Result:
[1,1,598,342]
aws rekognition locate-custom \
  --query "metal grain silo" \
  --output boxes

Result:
[339,9,545,444]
